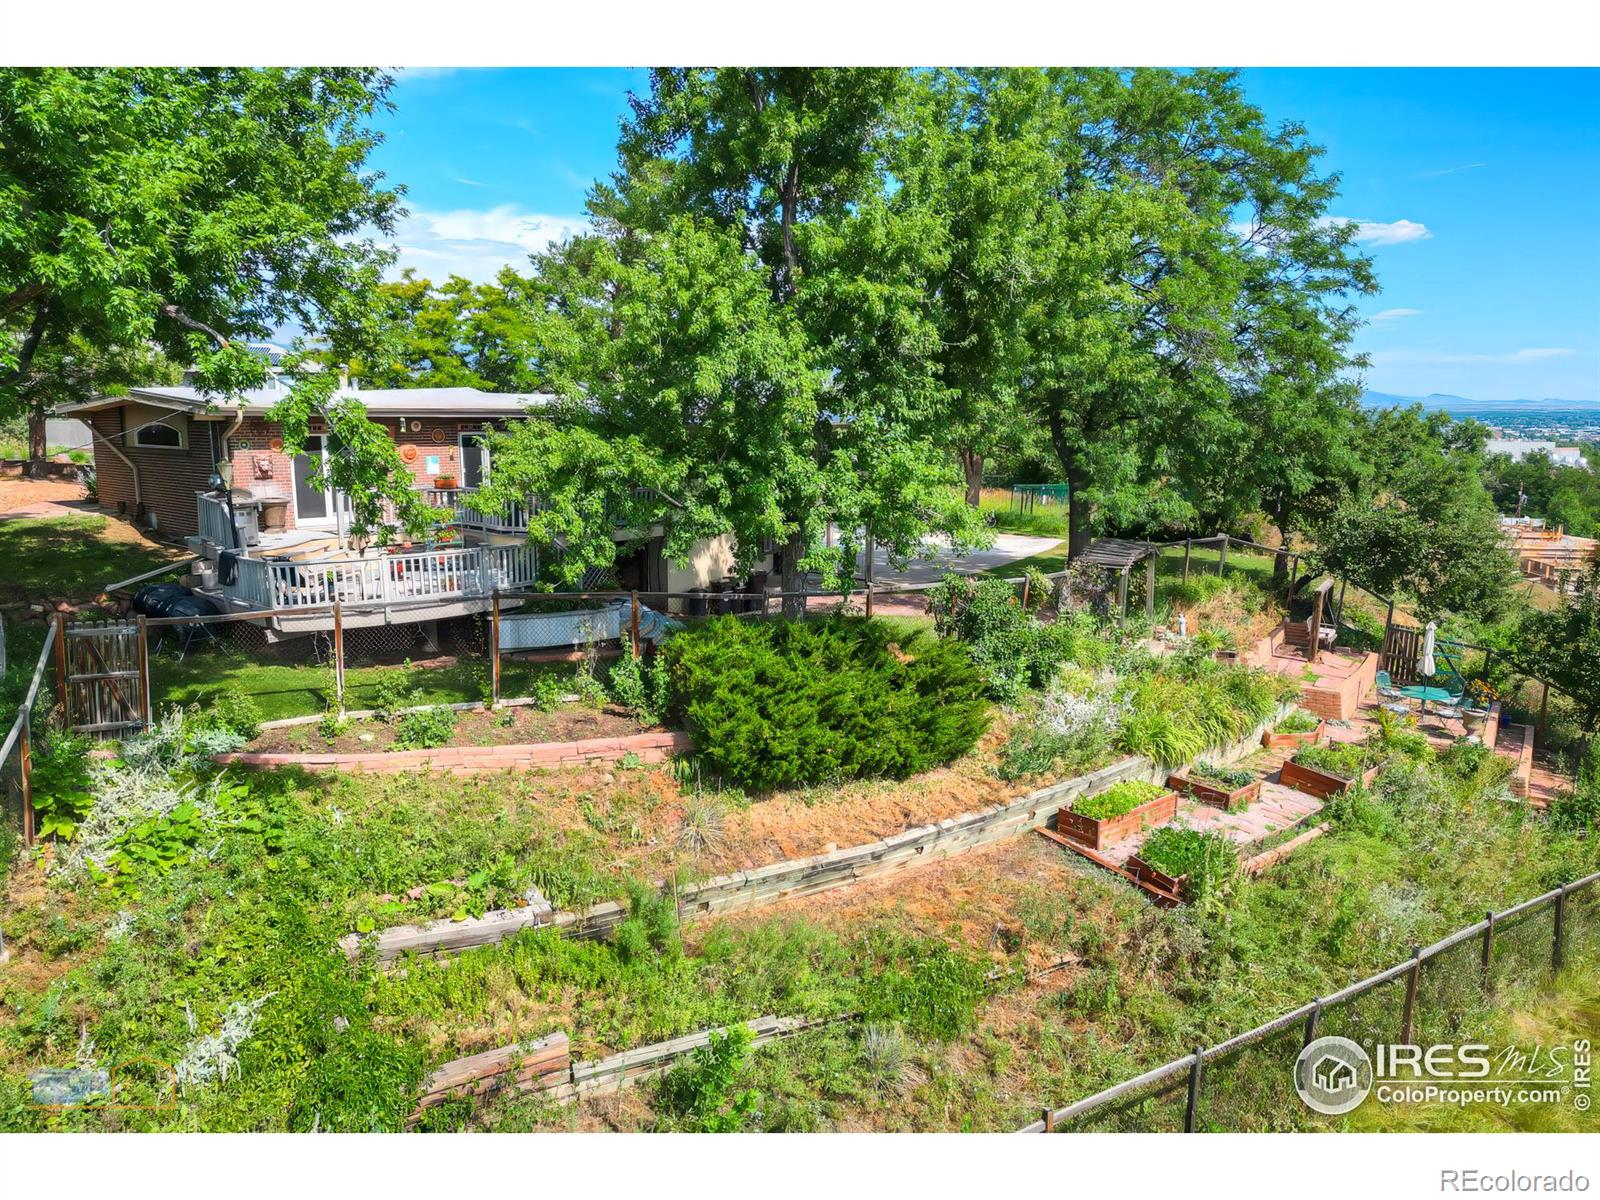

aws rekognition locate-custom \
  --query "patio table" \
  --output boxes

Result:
[1398,684,1456,717]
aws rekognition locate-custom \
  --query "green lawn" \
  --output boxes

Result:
[0,514,182,604]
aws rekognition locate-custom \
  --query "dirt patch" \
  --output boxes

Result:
[0,476,89,514]
[249,702,652,754]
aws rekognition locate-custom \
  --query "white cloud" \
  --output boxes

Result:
[1370,347,1575,366]
[1323,216,1433,246]
[1369,307,1424,323]
[453,177,493,188]
[387,206,589,284]
[1416,162,1487,179]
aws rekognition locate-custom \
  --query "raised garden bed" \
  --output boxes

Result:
[1278,742,1380,798]
[1129,826,1242,906]
[1166,761,1262,811]
[1261,712,1326,750]
[247,702,650,755]
[1055,779,1178,850]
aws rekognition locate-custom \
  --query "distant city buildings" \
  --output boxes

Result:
[1483,436,1587,466]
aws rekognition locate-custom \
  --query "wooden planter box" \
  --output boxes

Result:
[1125,853,1187,902]
[1278,757,1381,799]
[1212,649,1241,666]
[1262,720,1326,751]
[1056,789,1178,851]
[1167,771,1262,812]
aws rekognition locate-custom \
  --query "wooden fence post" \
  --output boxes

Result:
[1552,886,1567,974]
[1042,1107,1055,1133]
[630,589,641,658]
[1335,579,1347,632]
[1217,534,1228,578]
[1184,1048,1204,1132]
[1536,681,1550,743]
[332,599,346,716]
[1303,1000,1322,1048]
[1145,552,1156,622]
[865,528,876,620]
[1182,538,1192,583]
[1117,568,1130,627]
[19,707,34,850]
[1400,946,1422,1045]
[53,612,70,728]
[490,591,502,709]
[1020,575,1030,610]
[135,614,152,729]
[1481,910,1495,994]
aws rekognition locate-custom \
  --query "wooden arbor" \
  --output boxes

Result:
[1078,538,1161,626]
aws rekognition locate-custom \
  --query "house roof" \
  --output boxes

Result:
[64,385,555,420]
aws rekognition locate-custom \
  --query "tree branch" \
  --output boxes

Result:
[159,303,231,349]
[0,299,49,391]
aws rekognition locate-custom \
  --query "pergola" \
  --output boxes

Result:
[1078,538,1161,625]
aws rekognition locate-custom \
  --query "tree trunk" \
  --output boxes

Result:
[25,409,48,480]
[959,447,983,507]
[779,529,808,619]
[1066,464,1093,561]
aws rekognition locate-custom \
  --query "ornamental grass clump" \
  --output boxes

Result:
[1114,663,1288,767]
[1073,779,1167,821]
[660,616,990,792]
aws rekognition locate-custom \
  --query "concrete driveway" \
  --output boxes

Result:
[853,532,1062,586]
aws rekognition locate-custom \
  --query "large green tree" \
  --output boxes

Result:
[974,69,1375,559]
[480,68,985,605]
[0,67,402,473]
[1515,561,1600,732]
[1311,407,1518,620]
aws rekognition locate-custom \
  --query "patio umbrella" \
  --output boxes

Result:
[1419,622,1437,678]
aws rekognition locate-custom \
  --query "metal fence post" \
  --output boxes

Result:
[1184,1048,1204,1132]
[1481,910,1495,994]
[1400,946,1423,1045]
[490,590,502,709]
[332,599,346,716]
[1552,886,1567,974]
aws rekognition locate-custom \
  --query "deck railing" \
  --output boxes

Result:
[196,492,240,547]
[221,543,540,610]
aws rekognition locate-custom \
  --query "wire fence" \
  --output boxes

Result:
[1022,869,1600,1133]
[1,620,57,852]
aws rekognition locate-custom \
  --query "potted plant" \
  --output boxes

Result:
[1262,708,1325,750]
[434,474,457,490]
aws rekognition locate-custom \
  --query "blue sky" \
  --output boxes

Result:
[370,67,1600,403]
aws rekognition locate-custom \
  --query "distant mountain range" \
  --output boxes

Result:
[1360,390,1600,414]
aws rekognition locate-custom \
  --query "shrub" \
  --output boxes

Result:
[1074,779,1167,820]
[608,648,666,722]
[368,664,419,722]
[30,731,95,841]
[929,576,1105,700]
[1549,753,1600,833]
[393,706,456,750]
[525,671,569,712]
[860,938,990,1040]
[660,617,990,791]
[656,1025,758,1132]
[194,687,263,741]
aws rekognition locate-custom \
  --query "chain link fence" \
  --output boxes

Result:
[1025,871,1600,1133]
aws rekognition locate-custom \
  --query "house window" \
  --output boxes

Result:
[132,418,186,450]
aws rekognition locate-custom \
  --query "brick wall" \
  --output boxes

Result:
[87,408,218,537]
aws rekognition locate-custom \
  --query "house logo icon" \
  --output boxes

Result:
[1294,1036,1373,1116]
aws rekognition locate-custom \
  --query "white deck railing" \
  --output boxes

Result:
[421,487,537,534]
[196,492,240,547]
[222,543,540,611]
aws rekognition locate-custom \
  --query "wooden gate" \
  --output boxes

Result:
[1379,624,1423,684]
[59,621,146,737]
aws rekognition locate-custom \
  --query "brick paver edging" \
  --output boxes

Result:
[214,730,692,774]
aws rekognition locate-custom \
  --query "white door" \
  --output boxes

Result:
[291,435,352,528]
